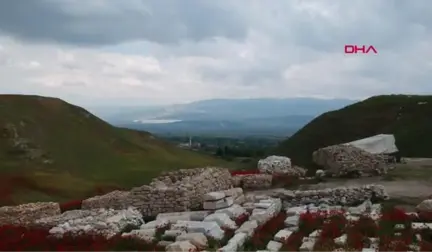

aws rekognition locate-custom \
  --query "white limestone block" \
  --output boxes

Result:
[411,222,432,230]
[235,220,258,238]
[299,240,315,251]
[203,213,237,230]
[204,192,226,201]
[163,229,186,239]
[215,204,248,220]
[309,229,321,238]
[284,215,300,227]
[172,221,225,240]
[286,206,304,216]
[176,233,208,250]
[274,229,293,242]
[219,230,248,251]
[140,219,169,229]
[266,240,283,251]
[166,241,197,252]
[334,234,347,246]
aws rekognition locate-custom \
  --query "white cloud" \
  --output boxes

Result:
[0,0,431,107]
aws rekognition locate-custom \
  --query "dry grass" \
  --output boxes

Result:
[383,158,432,181]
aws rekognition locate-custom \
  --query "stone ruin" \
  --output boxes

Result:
[6,178,428,252]
[231,174,273,189]
[203,188,245,210]
[0,201,60,226]
[258,155,307,176]
[242,174,273,189]
[82,190,130,210]
[5,163,429,252]
[83,167,233,217]
[258,155,292,174]
[312,144,389,177]
[35,207,143,239]
[269,184,389,207]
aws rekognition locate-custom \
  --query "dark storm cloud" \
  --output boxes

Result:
[0,0,247,46]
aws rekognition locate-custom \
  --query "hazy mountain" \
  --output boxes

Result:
[119,115,314,138]
[89,98,356,137]
[91,98,356,123]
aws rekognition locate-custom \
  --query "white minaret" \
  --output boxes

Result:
[189,136,192,147]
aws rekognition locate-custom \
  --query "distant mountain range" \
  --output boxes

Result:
[89,98,357,137]
[119,115,314,138]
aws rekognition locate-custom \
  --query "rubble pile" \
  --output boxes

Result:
[83,167,233,217]
[269,184,389,207]
[0,202,61,226]
[35,207,143,239]
[82,190,130,210]
[203,191,233,210]
[241,174,273,189]
[312,144,389,177]
[258,155,306,177]
[3,179,425,252]
[3,158,425,252]
[202,188,244,210]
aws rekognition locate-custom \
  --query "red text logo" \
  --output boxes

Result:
[344,45,378,54]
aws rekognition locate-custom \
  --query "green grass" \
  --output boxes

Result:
[0,95,237,203]
[275,95,432,171]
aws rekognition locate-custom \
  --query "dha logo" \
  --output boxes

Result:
[344,45,378,54]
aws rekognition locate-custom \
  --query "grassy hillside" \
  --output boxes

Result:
[0,95,233,205]
[276,95,432,171]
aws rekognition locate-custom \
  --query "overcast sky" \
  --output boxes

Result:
[0,0,431,106]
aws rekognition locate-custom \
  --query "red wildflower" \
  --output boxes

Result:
[381,206,410,223]
[234,213,249,226]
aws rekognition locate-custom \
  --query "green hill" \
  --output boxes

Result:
[0,95,233,205]
[276,95,432,171]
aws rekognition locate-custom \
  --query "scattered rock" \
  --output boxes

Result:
[176,233,208,250]
[312,144,389,177]
[203,213,237,229]
[258,155,292,174]
[241,174,273,189]
[166,240,197,252]
[39,207,143,239]
[204,192,225,201]
[0,202,60,226]
[266,240,283,251]
[416,199,432,212]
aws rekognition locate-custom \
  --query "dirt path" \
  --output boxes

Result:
[305,158,432,199]
[305,178,432,199]
[246,179,431,199]
[246,158,432,208]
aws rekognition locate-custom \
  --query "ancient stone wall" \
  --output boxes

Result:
[128,167,233,216]
[129,185,190,216]
[82,190,130,210]
[0,202,61,226]
[312,145,389,177]
[241,174,273,190]
[271,184,389,207]
[35,207,143,238]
